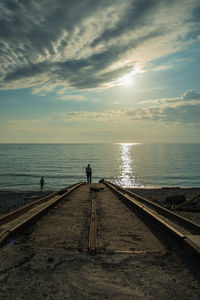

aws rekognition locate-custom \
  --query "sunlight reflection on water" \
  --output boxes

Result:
[116,143,140,187]
[0,143,200,190]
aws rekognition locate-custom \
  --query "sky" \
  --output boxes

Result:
[0,0,200,143]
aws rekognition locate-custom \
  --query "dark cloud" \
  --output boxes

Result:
[0,0,199,90]
[4,61,50,82]
[3,42,134,89]
[0,0,115,53]
[91,0,163,47]
[55,46,134,89]
[183,89,200,100]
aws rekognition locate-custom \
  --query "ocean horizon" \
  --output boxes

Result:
[0,143,199,191]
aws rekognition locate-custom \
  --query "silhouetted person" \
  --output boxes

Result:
[86,164,92,184]
[40,176,44,191]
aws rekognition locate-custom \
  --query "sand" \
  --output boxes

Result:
[128,187,200,225]
[0,190,53,216]
[0,185,200,299]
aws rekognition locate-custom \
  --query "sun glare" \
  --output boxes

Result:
[115,69,137,87]
[116,143,139,187]
[116,142,141,146]
[117,74,133,86]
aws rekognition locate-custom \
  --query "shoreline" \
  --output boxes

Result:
[1,185,200,193]
[1,186,200,216]
[1,184,200,193]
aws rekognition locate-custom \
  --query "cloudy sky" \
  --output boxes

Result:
[0,0,200,143]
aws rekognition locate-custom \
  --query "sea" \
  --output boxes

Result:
[0,143,199,191]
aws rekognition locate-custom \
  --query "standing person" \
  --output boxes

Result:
[40,176,44,191]
[86,164,92,184]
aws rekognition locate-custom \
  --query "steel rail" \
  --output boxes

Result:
[88,189,97,253]
[104,181,200,233]
[0,182,83,248]
[104,181,200,258]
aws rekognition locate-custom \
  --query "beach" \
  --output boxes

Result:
[128,187,200,224]
[0,190,53,216]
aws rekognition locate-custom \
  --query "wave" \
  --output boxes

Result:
[0,144,199,191]
[0,173,85,180]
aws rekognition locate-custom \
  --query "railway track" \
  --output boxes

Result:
[103,181,200,258]
[0,182,83,247]
[1,182,199,299]
[0,181,200,259]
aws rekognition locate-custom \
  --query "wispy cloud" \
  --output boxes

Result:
[58,95,85,101]
[0,0,199,91]
[140,89,200,105]
[183,89,200,100]
[51,90,200,125]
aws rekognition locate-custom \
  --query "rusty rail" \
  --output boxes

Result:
[0,182,83,248]
[104,181,200,258]
[88,189,97,253]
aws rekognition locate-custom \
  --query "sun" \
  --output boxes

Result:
[117,74,133,86]
[115,70,136,87]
